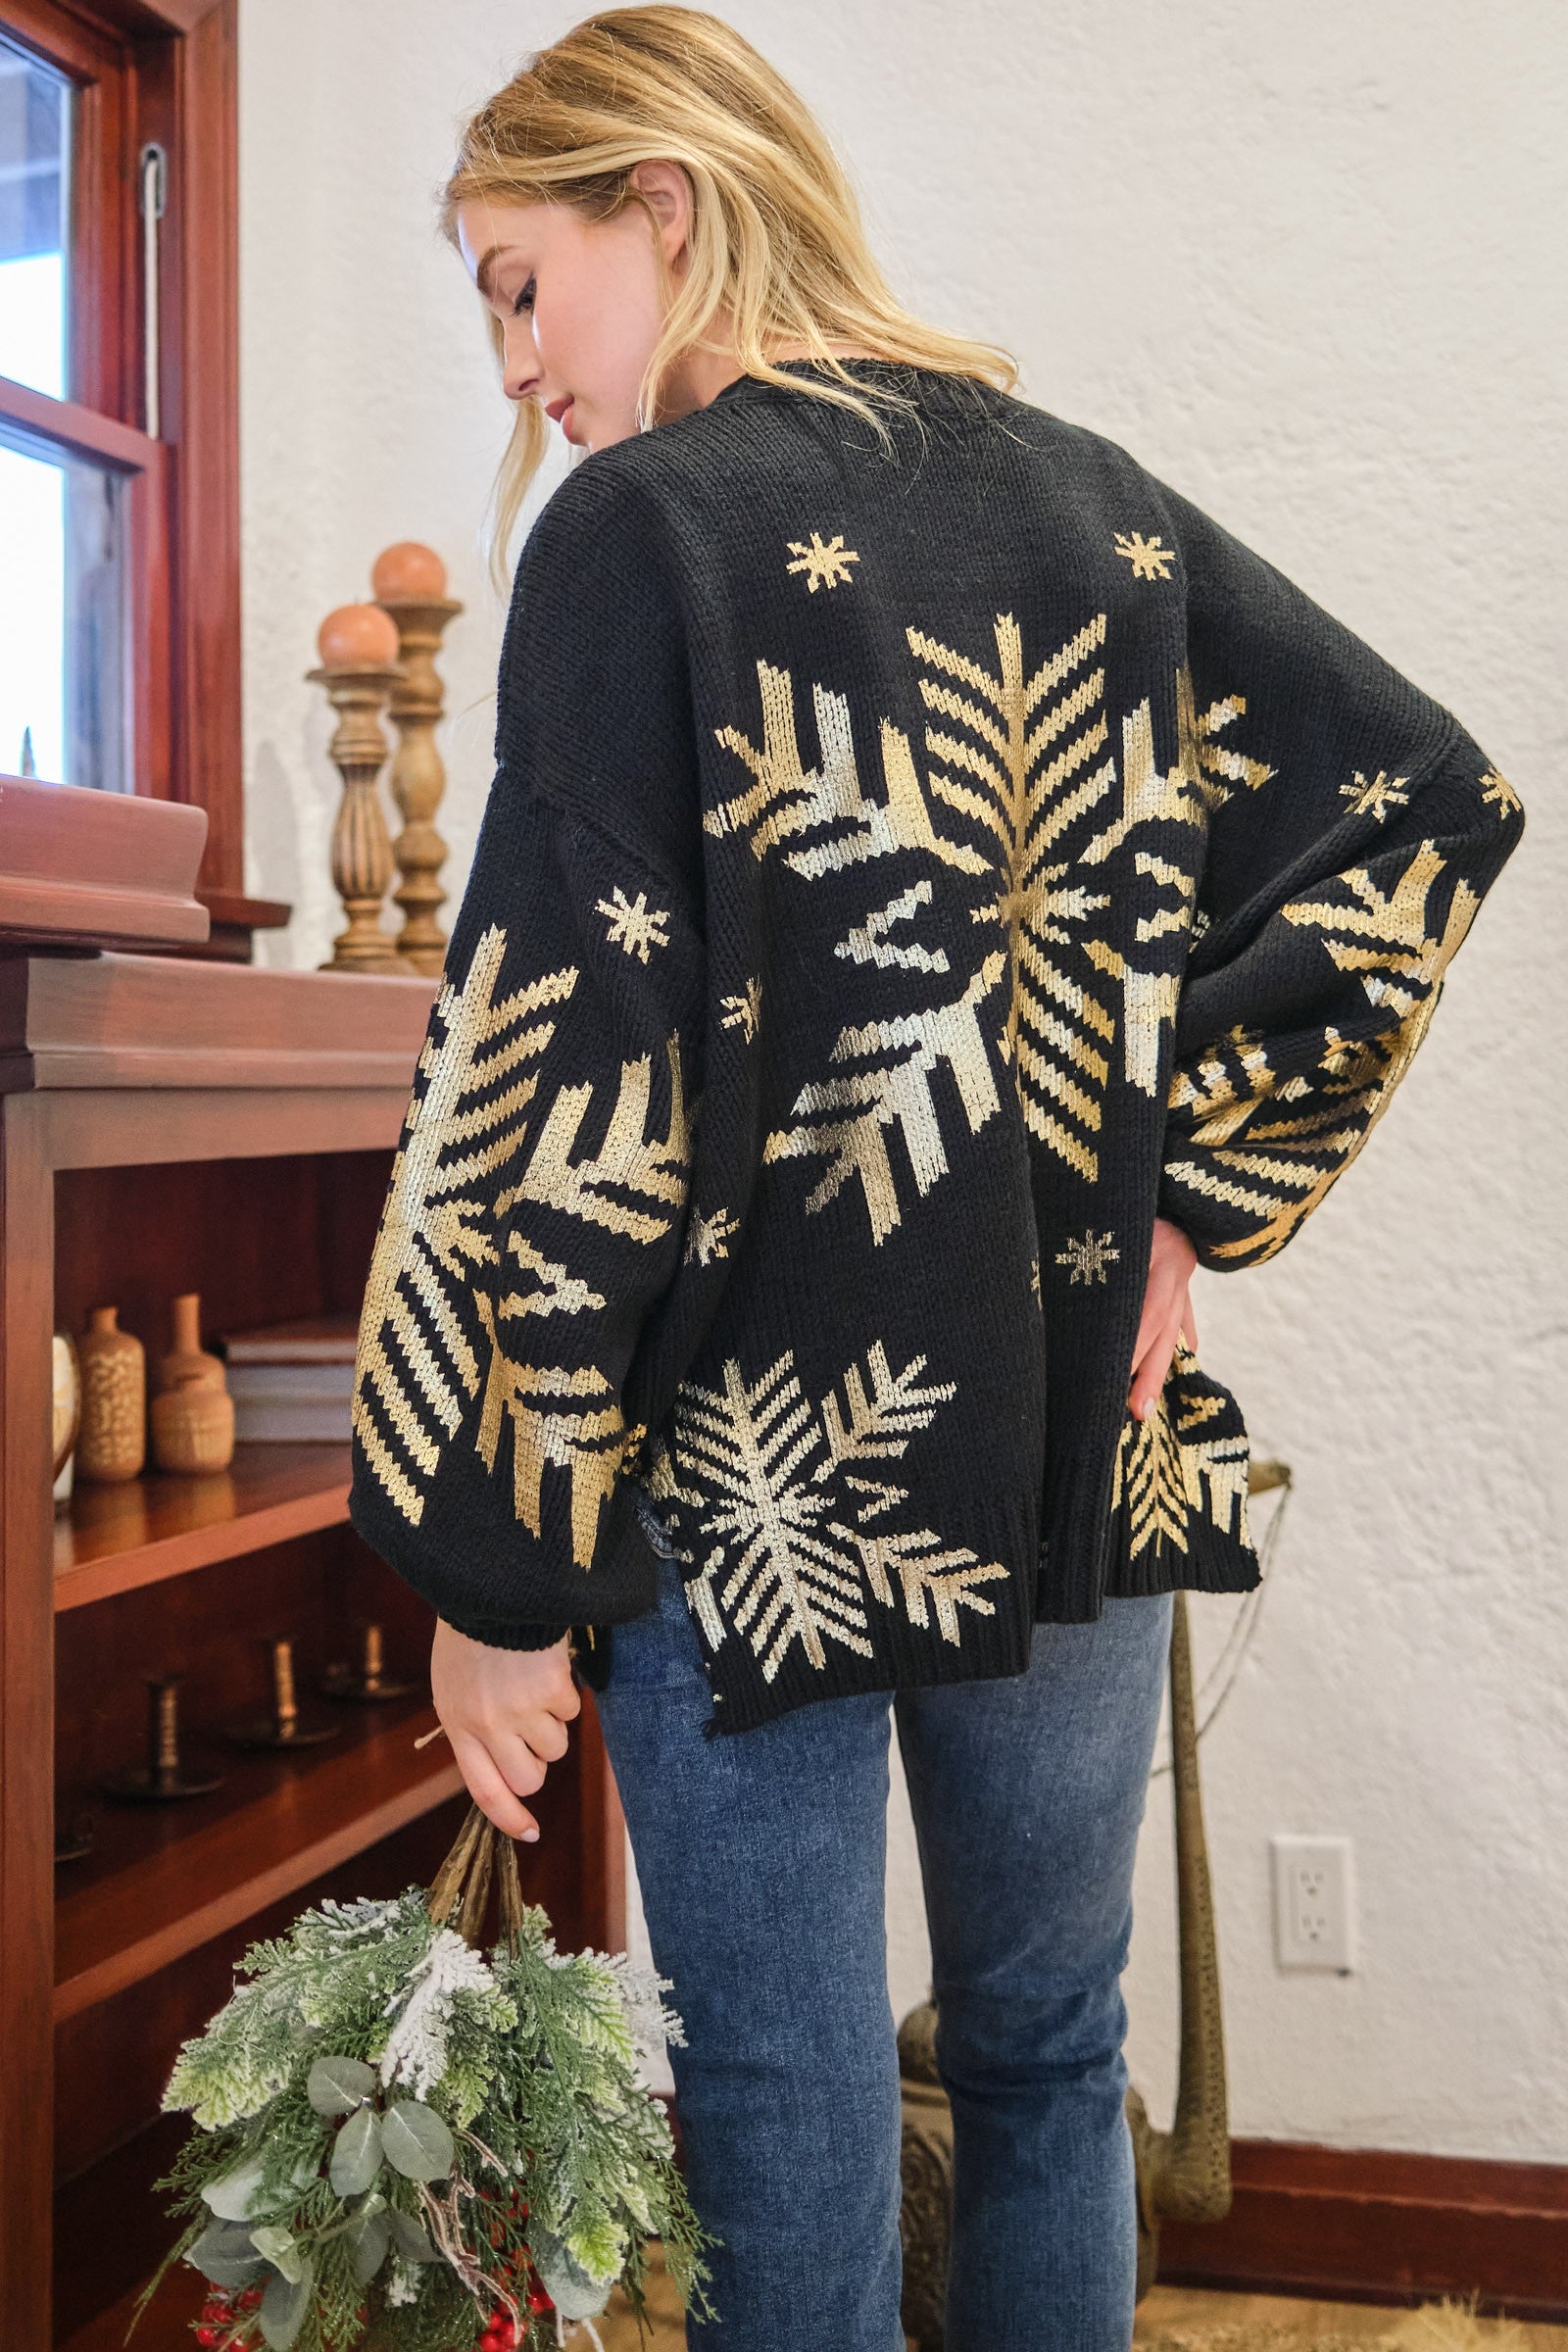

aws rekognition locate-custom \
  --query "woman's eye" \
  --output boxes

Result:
[512,277,536,317]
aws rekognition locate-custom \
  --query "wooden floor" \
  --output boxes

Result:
[593,2246,1568,2350]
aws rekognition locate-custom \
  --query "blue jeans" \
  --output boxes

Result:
[594,1551,1172,2352]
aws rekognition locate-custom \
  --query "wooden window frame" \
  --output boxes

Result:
[1,0,268,927]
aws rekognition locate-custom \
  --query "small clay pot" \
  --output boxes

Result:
[157,1292,226,1395]
[76,1307,145,1483]
[151,1381,236,1475]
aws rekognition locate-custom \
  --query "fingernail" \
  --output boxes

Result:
[522,1826,540,1842]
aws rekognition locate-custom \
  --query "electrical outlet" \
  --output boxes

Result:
[1271,1835,1356,1973]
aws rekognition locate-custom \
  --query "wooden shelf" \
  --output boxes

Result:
[54,1697,461,2021]
[54,1442,352,1611]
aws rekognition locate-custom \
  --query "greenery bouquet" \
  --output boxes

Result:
[143,1805,715,2351]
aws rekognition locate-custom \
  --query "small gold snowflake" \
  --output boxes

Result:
[785,530,859,592]
[720,975,762,1041]
[683,1203,738,1266]
[1480,766,1522,818]
[1112,530,1174,581]
[1029,1255,1042,1302]
[1055,1228,1120,1286]
[596,886,670,963]
[1341,769,1409,821]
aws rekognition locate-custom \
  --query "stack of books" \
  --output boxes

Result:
[218,1312,358,1444]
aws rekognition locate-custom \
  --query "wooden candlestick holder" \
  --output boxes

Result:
[231,1638,339,1750]
[320,1621,416,1704]
[373,545,463,978]
[307,645,414,975]
[104,1676,225,1802]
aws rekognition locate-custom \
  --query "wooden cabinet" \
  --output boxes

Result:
[0,950,626,2347]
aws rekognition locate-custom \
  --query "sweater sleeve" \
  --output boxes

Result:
[347,466,704,1643]
[1147,478,1526,1271]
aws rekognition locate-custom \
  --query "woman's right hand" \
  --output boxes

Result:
[430,1617,583,1842]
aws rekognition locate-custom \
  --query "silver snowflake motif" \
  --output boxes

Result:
[1055,1227,1120,1285]
[785,530,859,592]
[596,886,670,963]
[683,1203,738,1267]
[1112,530,1175,581]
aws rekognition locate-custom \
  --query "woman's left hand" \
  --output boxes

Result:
[1128,1215,1200,1420]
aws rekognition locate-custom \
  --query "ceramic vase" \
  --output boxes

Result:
[151,1381,236,1475]
[76,1306,145,1482]
[156,1292,226,1395]
[52,1331,80,1506]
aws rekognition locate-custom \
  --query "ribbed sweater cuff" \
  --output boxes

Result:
[439,1615,571,1653]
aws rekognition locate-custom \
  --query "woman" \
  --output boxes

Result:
[347,11,1524,2347]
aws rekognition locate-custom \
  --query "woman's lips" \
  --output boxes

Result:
[545,396,574,436]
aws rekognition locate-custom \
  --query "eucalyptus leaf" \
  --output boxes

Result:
[307,2053,375,2116]
[528,2226,613,2322]
[387,2207,436,2264]
[329,2103,383,2198]
[185,2219,266,2291]
[202,2156,267,2222]
[346,2206,392,2284]
[258,2255,315,2351]
[380,2099,454,2182]
[250,2225,303,2285]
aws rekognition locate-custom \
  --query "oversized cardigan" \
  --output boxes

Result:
[347,355,1525,1738]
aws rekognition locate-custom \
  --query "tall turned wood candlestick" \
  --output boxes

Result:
[372,542,463,977]
[309,603,414,974]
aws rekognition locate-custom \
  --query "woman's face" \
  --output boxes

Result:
[456,167,694,453]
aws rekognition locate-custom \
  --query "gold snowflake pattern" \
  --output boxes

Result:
[786,530,859,592]
[719,975,762,1041]
[596,886,670,963]
[1163,839,1483,1263]
[683,1203,738,1266]
[708,658,987,880]
[1054,1227,1120,1285]
[1112,1338,1251,1565]
[664,1341,1007,1682]
[907,611,1113,1173]
[1029,1255,1042,1301]
[1113,531,1175,581]
[762,954,1006,1246]
[1480,766,1523,817]
[1341,770,1409,821]
[352,921,694,1563]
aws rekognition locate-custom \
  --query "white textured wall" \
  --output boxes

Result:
[239,2,1566,2155]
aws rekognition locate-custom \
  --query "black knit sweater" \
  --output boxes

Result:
[347,356,1525,1737]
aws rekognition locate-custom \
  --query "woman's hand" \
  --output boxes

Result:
[430,1618,582,1842]
[1127,1215,1200,1420]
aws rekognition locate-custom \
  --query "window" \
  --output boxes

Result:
[0,0,247,915]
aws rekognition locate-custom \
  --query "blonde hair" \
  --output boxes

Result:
[439,5,1019,583]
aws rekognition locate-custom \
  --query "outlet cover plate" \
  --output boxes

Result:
[1271,1834,1356,1973]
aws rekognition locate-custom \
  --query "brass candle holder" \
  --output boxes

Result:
[320,1622,416,1704]
[104,1675,225,1802]
[372,542,463,977]
[309,603,414,975]
[231,1638,339,1751]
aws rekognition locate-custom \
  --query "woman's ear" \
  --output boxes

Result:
[627,157,694,270]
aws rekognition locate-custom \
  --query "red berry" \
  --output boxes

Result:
[195,2333,220,2349]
